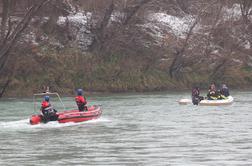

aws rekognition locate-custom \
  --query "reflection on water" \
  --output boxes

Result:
[0,91,252,165]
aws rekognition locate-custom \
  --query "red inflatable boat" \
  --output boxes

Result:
[30,105,102,125]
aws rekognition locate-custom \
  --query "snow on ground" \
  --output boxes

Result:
[57,12,92,27]
[139,23,165,39]
[57,12,93,51]
[147,12,197,38]
[223,4,242,21]
[110,11,125,23]
[21,31,39,46]
[244,40,251,49]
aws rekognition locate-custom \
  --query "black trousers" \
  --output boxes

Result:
[42,109,58,122]
[78,104,88,111]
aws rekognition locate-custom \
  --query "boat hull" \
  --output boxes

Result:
[178,96,234,106]
[199,96,234,106]
[30,105,102,125]
[58,106,102,123]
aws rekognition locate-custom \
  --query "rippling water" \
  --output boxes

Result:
[0,91,252,165]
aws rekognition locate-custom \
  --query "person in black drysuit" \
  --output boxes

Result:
[207,83,221,100]
[220,84,230,98]
[192,87,204,105]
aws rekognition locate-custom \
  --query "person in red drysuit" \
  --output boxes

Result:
[75,89,87,111]
[41,96,57,122]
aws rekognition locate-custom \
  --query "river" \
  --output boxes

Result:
[0,91,252,165]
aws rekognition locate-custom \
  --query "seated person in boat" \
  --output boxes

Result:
[75,89,88,111]
[207,83,220,100]
[220,84,230,99]
[41,96,57,122]
[191,87,204,105]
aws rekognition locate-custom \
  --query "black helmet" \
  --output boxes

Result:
[77,89,83,96]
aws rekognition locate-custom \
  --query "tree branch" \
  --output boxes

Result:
[123,0,151,25]
[0,0,51,71]
[0,0,51,97]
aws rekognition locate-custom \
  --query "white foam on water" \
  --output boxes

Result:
[0,119,29,128]
[85,117,111,123]
[0,117,110,131]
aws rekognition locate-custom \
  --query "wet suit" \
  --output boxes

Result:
[207,90,221,100]
[192,88,204,105]
[220,86,230,98]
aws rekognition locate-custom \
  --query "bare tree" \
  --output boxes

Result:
[168,0,220,79]
[122,0,151,25]
[0,0,50,97]
[239,0,252,24]
[43,0,73,34]
[88,0,114,52]
[169,19,198,79]
[0,0,10,42]
[89,0,153,53]
[175,0,190,14]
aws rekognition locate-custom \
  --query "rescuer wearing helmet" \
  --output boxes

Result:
[75,89,88,111]
[41,96,57,122]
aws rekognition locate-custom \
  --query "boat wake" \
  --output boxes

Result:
[0,117,110,131]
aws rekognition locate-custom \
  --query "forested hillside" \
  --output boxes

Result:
[0,0,251,96]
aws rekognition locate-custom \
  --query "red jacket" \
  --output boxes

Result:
[41,101,50,109]
[75,96,87,105]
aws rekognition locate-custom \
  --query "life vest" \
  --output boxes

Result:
[75,96,87,105]
[41,101,50,108]
[208,96,218,100]
[220,94,228,99]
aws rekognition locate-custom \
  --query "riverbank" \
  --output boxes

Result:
[2,47,252,97]
[1,1,252,98]
[2,82,252,98]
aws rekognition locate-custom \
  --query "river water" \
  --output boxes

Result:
[0,91,252,165]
